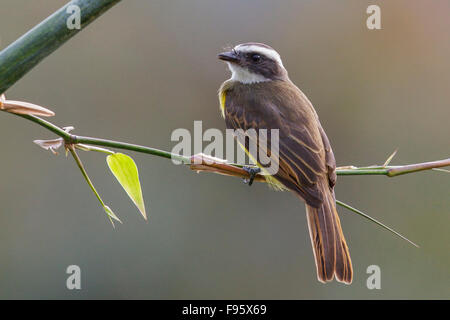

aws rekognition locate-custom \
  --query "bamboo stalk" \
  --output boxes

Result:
[0,0,121,93]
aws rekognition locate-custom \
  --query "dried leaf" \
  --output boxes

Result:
[34,138,64,155]
[1,99,55,117]
[104,205,122,227]
[62,126,74,133]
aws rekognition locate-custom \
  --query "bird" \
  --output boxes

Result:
[218,42,353,284]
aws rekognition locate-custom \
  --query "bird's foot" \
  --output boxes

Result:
[242,166,261,186]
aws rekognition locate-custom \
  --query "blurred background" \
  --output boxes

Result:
[0,0,448,299]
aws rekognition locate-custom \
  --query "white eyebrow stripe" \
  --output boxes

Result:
[234,44,284,67]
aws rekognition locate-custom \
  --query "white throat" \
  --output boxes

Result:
[227,63,271,84]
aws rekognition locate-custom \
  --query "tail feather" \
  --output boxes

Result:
[332,200,353,284]
[305,182,353,284]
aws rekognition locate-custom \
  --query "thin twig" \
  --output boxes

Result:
[336,200,419,248]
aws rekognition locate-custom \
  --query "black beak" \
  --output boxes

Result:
[218,51,239,63]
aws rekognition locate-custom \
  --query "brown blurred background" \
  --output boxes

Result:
[0,0,448,299]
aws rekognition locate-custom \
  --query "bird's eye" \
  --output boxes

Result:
[251,54,261,63]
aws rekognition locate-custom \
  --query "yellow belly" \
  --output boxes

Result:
[219,89,226,118]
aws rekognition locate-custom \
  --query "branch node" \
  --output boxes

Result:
[189,153,265,182]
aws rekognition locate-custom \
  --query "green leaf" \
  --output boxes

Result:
[107,153,147,220]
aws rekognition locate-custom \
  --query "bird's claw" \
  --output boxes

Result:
[242,166,261,186]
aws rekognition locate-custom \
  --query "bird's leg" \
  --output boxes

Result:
[242,166,261,186]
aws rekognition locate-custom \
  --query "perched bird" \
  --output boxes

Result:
[218,43,353,284]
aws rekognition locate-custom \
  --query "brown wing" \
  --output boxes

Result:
[223,81,328,207]
[319,125,337,189]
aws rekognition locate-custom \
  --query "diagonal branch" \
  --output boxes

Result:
[0,0,122,94]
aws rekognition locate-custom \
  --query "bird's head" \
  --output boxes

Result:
[218,43,288,84]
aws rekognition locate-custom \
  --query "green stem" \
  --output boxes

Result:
[336,199,419,247]
[335,168,390,176]
[75,144,115,155]
[16,114,72,139]
[69,146,120,225]
[69,146,105,207]
[73,135,190,164]
[0,0,121,93]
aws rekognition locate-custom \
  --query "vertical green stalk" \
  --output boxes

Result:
[69,146,105,207]
[69,146,121,226]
